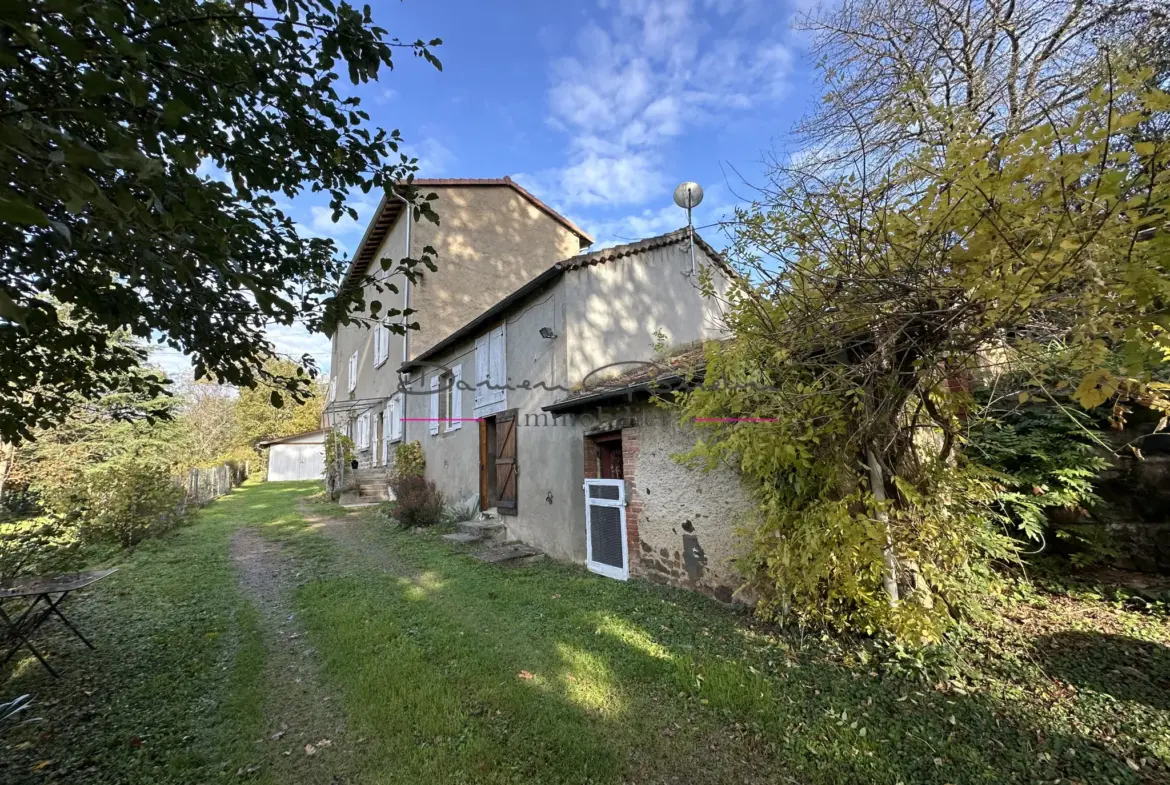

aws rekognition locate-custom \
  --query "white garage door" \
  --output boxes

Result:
[268,443,325,482]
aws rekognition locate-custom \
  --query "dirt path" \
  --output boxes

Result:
[230,528,352,784]
[297,501,419,579]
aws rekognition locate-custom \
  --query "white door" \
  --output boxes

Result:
[268,443,326,481]
[584,479,628,580]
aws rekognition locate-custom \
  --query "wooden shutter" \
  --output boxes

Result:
[495,409,518,515]
[488,325,506,405]
[474,334,489,409]
[450,365,463,430]
[429,376,440,435]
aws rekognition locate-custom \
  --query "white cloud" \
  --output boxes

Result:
[308,198,377,237]
[536,0,793,209]
[413,137,456,177]
[584,183,737,247]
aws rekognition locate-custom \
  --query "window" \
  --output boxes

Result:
[386,394,403,443]
[473,325,506,416]
[347,351,358,392]
[373,321,390,367]
[438,365,462,432]
[356,411,371,450]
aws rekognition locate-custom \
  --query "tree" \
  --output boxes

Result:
[684,53,1170,639]
[794,0,1167,171]
[19,356,188,547]
[234,359,327,451]
[174,375,239,467]
[0,0,442,443]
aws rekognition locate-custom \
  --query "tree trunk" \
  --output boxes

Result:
[0,441,13,503]
[867,446,900,607]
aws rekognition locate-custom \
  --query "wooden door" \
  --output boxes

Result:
[495,409,517,515]
[479,417,497,511]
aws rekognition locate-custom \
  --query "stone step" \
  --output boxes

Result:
[458,520,506,541]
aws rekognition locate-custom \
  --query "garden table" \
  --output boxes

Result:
[0,568,117,676]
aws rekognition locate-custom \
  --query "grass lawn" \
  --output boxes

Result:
[3,480,1169,784]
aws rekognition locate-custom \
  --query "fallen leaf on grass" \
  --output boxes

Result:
[270,731,285,741]
[305,739,332,756]
[517,670,534,680]
[30,760,52,773]
[236,763,261,777]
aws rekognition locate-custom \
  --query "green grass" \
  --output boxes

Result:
[0,480,316,784]
[4,481,1170,784]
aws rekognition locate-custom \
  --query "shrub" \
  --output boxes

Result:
[76,457,186,547]
[324,430,356,499]
[443,497,480,525]
[388,474,444,528]
[0,515,82,580]
[394,440,425,480]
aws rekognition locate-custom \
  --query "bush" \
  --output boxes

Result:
[388,474,444,528]
[76,458,186,547]
[324,430,355,499]
[0,515,82,580]
[394,440,425,480]
[443,497,480,525]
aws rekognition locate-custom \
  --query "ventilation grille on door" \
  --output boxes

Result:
[588,504,624,568]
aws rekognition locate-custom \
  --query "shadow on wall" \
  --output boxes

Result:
[411,186,584,357]
[569,242,725,383]
[1035,630,1170,710]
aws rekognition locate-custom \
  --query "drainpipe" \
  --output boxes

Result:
[392,189,412,367]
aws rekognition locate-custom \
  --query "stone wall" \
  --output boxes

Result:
[584,408,755,603]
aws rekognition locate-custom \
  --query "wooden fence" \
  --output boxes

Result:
[180,462,248,507]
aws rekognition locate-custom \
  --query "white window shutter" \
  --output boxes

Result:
[450,365,463,430]
[391,395,403,440]
[348,352,357,392]
[368,411,376,450]
[489,325,506,404]
[429,376,440,435]
[474,334,489,408]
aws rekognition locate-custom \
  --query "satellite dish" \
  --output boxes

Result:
[673,182,704,276]
[673,182,704,210]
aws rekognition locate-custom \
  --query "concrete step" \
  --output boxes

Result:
[458,520,506,541]
[473,541,543,566]
[339,490,384,507]
[442,532,482,544]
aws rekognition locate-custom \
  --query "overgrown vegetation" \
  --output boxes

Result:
[387,476,445,528]
[8,483,1169,784]
[969,403,1115,563]
[393,440,426,480]
[682,0,1170,641]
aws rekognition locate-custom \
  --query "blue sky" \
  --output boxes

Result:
[158,0,822,377]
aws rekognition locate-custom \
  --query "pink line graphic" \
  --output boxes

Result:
[692,417,778,423]
[403,417,483,422]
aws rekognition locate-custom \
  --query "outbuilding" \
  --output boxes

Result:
[257,430,327,482]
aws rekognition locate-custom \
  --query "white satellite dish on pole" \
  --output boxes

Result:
[673,182,704,275]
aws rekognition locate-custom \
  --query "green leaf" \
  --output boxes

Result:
[0,288,28,326]
[0,196,48,226]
